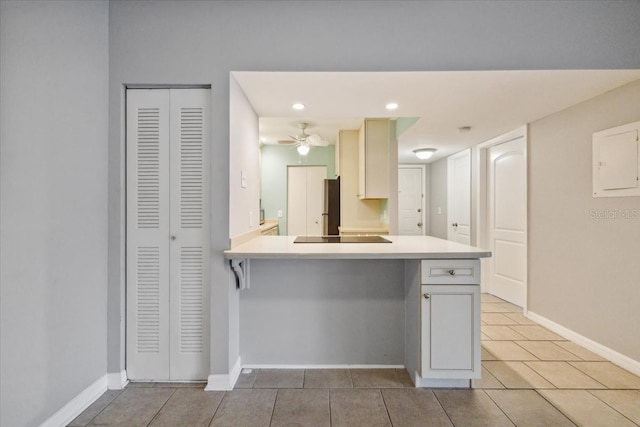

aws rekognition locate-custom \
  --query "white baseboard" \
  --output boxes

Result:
[527,311,640,377]
[205,357,242,391]
[107,370,128,390]
[241,364,405,369]
[40,374,107,427]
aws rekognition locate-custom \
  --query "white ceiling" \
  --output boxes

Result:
[234,71,640,163]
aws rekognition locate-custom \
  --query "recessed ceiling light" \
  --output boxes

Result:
[413,148,437,160]
[292,103,305,110]
[385,102,399,110]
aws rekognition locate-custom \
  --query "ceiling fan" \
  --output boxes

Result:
[278,122,328,155]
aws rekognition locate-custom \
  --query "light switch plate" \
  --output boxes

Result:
[241,170,247,188]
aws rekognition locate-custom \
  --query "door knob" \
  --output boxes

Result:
[417,222,423,227]
[423,293,430,299]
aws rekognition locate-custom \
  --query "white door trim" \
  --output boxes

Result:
[398,164,427,236]
[473,125,528,311]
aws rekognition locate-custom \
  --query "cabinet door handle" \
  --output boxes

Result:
[423,293,430,299]
[448,269,456,276]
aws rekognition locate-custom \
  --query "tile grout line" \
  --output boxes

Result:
[76,389,123,427]
[431,389,456,426]
[481,388,519,426]
[267,388,279,427]
[477,362,507,390]
[144,387,177,427]
[328,388,333,427]
[377,388,393,426]
[586,389,640,426]
[531,389,580,426]
[206,390,226,427]
[566,361,616,390]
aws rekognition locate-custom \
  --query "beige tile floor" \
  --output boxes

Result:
[69,295,640,426]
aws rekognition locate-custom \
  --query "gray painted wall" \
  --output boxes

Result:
[529,80,640,362]
[108,0,640,380]
[0,1,109,426]
[429,158,448,239]
[240,260,405,364]
[3,1,640,423]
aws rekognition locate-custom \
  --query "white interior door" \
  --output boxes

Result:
[448,149,471,244]
[398,166,424,235]
[127,88,210,381]
[287,166,326,235]
[487,137,526,306]
[306,166,326,235]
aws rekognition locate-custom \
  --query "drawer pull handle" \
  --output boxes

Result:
[423,293,430,299]
[448,269,456,276]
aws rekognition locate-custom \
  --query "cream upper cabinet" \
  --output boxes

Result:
[358,119,389,199]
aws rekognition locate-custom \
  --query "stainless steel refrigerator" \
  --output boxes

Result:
[323,178,340,235]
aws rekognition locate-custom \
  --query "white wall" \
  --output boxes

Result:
[229,76,260,238]
[0,1,109,426]
[429,158,448,239]
[106,0,640,382]
[529,80,640,362]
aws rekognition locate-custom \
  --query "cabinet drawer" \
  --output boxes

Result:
[421,259,480,284]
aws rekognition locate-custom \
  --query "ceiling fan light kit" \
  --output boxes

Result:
[413,148,437,160]
[277,122,328,156]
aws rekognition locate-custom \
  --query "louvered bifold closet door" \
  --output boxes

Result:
[126,90,171,380]
[168,89,210,380]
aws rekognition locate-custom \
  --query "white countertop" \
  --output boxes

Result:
[224,235,491,260]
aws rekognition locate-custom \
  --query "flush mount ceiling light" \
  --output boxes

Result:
[297,144,311,156]
[292,103,305,110]
[385,102,399,110]
[413,148,437,160]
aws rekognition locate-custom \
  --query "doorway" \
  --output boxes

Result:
[477,127,527,308]
[398,165,426,235]
[287,166,327,235]
[447,149,471,244]
[126,88,211,380]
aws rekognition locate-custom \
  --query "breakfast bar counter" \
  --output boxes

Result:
[224,235,491,389]
[224,235,491,260]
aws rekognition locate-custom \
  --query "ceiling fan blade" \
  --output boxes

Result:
[307,134,322,146]
[277,140,297,145]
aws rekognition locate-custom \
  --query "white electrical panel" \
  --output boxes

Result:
[593,121,640,198]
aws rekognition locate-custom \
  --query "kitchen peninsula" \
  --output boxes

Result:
[225,235,491,388]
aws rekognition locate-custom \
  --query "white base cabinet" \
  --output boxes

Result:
[420,284,480,379]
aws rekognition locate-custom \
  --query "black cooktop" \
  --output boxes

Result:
[294,236,391,243]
